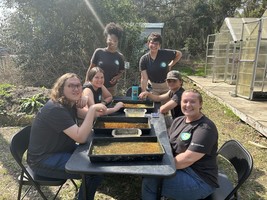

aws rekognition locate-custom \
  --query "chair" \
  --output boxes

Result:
[10,126,78,200]
[203,139,253,200]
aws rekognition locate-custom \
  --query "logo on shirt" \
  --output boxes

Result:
[99,95,102,101]
[115,60,119,65]
[180,132,191,141]
[160,62,167,68]
[98,61,103,66]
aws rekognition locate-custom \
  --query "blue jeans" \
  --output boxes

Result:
[31,152,103,200]
[142,167,215,200]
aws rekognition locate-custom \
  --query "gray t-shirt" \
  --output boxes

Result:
[27,100,77,167]
[169,115,219,188]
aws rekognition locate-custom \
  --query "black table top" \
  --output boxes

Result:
[65,114,176,178]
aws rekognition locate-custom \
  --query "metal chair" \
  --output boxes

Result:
[10,126,78,200]
[203,139,253,200]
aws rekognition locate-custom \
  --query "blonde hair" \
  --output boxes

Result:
[50,73,80,106]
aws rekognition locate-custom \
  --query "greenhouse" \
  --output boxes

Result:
[205,10,267,100]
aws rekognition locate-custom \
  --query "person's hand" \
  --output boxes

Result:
[92,103,107,112]
[76,96,88,108]
[110,76,118,85]
[114,102,124,110]
[139,91,149,99]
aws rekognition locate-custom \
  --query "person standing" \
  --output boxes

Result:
[27,73,106,200]
[86,22,125,96]
[139,32,182,95]
[142,89,219,200]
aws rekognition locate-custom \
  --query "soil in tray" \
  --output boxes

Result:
[94,122,149,129]
[123,103,153,108]
[91,141,163,155]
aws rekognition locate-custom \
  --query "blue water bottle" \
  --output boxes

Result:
[131,85,139,101]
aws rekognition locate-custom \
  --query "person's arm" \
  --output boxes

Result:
[64,103,107,143]
[140,70,148,92]
[159,99,178,114]
[174,150,205,169]
[168,50,182,71]
[101,85,113,105]
[110,70,124,85]
[139,91,169,102]
[105,102,124,115]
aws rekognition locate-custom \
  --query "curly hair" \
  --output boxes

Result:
[50,73,80,106]
[85,67,104,82]
[104,22,123,40]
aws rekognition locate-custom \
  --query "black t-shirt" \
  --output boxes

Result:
[83,83,102,104]
[91,48,125,88]
[139,49,177,83]
[169,115,219,188]
[168,87,185,119]
[27,100,77,167]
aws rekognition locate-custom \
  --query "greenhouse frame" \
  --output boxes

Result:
[205,10,267,100]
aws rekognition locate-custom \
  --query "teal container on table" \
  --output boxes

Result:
[131,85,139,100]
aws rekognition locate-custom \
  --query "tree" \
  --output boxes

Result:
[2,0,144,87]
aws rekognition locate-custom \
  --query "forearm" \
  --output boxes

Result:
[76,107,97,143]
[141,78,148,92]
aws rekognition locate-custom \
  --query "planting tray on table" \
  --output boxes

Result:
[93,116,151,135]
[88,136,165,162]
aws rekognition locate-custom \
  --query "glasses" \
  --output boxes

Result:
[66,83,82,90]
[167,79,178,83]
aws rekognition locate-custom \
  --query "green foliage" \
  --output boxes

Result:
[0,83,14,98]
[19,93,46,114]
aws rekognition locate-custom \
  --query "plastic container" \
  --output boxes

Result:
[131,85,139,100]
[124,108,147,117]
[112,128,142,137]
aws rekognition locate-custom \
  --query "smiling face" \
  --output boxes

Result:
[63,77,83,103]
[181,90,203,120]
[147,41,161,53]
[106,34,119,51]
[91,71,104,89]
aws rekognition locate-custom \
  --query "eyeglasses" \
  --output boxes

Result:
[167,79,177,83]
[66,83,82,90]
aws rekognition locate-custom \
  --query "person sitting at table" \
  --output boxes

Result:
[83,67,124,115]
[139,70,184,127]
[27,73,107,200]
[142,89,219,200]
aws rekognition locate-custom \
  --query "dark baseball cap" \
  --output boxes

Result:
[166,70,182,80]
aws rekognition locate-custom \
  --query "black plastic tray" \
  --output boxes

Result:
[93,116,151,135]
[88,136,165,162]
[112,97,155,113]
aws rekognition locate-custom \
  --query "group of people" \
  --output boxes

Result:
[26,22,219,200]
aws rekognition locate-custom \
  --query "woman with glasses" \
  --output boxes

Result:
[139,70,184,127]
[27,73,106,200]
[139,32,182,95]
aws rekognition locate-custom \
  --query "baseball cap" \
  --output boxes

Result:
[166,70,182,80]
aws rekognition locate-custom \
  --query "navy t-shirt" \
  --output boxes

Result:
[91,48,125,88]
[169,115,219,188]
[139,49,176,83]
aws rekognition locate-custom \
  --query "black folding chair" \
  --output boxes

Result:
[10,126,78,200]
[203,139,253,200]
